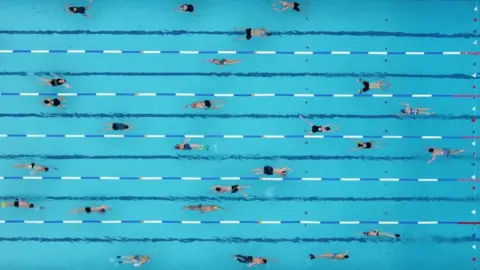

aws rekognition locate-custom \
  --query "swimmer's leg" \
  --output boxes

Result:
[449,149,466,155]
[225,60,241,65]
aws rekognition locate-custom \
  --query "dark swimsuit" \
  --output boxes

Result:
[13,200,19,207]
[245,28,252,40]
[204,100,212,108]
[263,166,274,175]
[112,123,127,131]
[311,125,321,133]
[362,81,370,92]
[182,4,194,12]
[231,185,239,193]
[50,79,64,87]
[293,2,300,11]
[85,207,92,213]
[183,144,192,150]
[71,6,86,14]
[236,255,253,264]
[218,59,227,65]
[364,142,372,149]
[52,98,61,107]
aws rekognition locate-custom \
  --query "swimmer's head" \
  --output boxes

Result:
[44,167,49,172]
[266,32,272,36]
[215,187,221,192]
[262,259,267,264]
[174,144,181,149]
[282,171,288,176]
[124,125,129,129]
[43,100,51,104]
[344,255,350,259]
[362,232,368,235]
[357,143,363,147]
[29,204,34,208]
[213,206,217,210]
[180,4,187,10]
[100,208,106,213]
[69,7,76,12]
[325,126,331,131]
[209,59,215,63]
[60,79,66,83]
[428,148,434,153]
[400,109,406,113]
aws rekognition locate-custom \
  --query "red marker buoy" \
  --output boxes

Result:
[473,118,477,122]
[473,257,476,261]
[474,85,477,89]
[475,18,478,22]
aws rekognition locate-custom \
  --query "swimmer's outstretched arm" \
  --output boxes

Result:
[298,115,313,126]
[427,153,437,164]
[183,138,190,145]
[86,0,93,9]
[283,167,293,172]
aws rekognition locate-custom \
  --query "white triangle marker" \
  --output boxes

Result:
[473,175,477,180]
[472,209,476,215]
[476,6,479,11]
[473,141,477,146]
[473,245,477,250]
[474,40,478,45]
[474,73,478,78]
[473,106,477,111]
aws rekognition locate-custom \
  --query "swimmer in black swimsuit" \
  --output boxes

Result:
[70,205,111,214]
[252,166,292,176]
[39,74,71,88]
[182,204,225,213]
[362,229,400,238]
[212,185,251,197]
[208,58,241,66]
[232,255,275,267]
[43,97,66,109]
[351,140,383,151]
[14,163,51,175]
[184,100,225,110]
[177,4,194,12]
[273,1,302,12]
[234,28,272,41]
[299,115,340,135]
[101,122,135,132]
[2,199,44,210]
[357,78,390,94]
[64,0,92,18]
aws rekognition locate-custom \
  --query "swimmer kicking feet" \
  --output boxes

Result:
[39,74,71,88]
[309,250,349,261]
[252,166,292,176]
[208,58,241,67]
[427,147,465,164]
[232,255,276,268]
[357,78,390,94]
[102,122,135,132]
[182,204,225,213]
[351,140,383,151]
[399,103,433,116]
[235,28,272,41]
[362,229,400,238]
[273,1,302,12]
[176,4,194,13]
[44,97,66,109]
[116,255,150,268]
[14,163,52,175]
[2,199,44,210]
[70,205,111,214]
[175,138,208,151]
[299,115,340,134]
[184,100,224,110]
[212,185,251,197]
[64,0,93,18]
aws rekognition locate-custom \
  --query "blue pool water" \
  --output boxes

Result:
[0,0,479,269]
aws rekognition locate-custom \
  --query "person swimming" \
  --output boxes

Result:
[116,255,150,267]
[102,122,135,132]
[13,163,51,175]
[251,166,292,176]
[182,205,225,213]
[2,199,44,210]
[175,138,208,151]
[232,255,275,267]
[235,28,272,40]
[309,250,349,260]
[299,115,340,135]
[177,4,194,12]
[362,229,400,238]
[70,205,111,214]
[64,0,93,17]
[357,78,390,94]
[212,185,251,197]
[351,140,383,151]
[39,74,71,88]
[184,100,224,110]
[44,97,66,108]
[399,103,433,116]
[273,1,301,12]
[427,147,465,163]
[208,59,241,66]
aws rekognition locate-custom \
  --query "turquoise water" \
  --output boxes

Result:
[0,0,478,269]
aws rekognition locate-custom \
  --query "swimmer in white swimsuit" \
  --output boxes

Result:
[427,147,465,163]
[399,103,433,116]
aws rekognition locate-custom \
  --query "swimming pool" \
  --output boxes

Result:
[0,0,478,269]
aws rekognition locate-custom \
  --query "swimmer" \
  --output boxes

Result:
[207,59,241,67]
[39,74,71,88]
[252,166,292,176]
[212,185,251,197]
[184,100,224,110]
[70,205,111,214]
[182,204,225,213]
[102,122,135,132]
[399,103,433,116]
[232,255,276,268]
[176,4,194,12]
[234,28,272,41]
[362,229,400,238]
[64,0,92,18]
[116,255,150,267]
[175,138,208,151]
[14,163,51,175]
[299,115,340,134]
[351,140,383,151]
[427,147,465,164]
[2,199,44,210]
[309,250,349,260]
[273,1,302,12]
[43,97,66,109]
[357,78,390,94]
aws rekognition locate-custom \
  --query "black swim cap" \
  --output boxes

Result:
[262,259,267,263]
[29,204,34,208]
[175,145,180,149]
[215,187,221,191]
[344,255,349,259]
[69,7,75,12]
[124,125,129,129]
[357,143,363,147]
[43,100,50,104]
[44,167,49,172]
[325,127,331,131]
[266,32,272,36]
[428,148,434,152]
[100,208,106,212]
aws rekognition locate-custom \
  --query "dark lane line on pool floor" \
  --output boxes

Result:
[0,196,474,202]
[0,72,472,80]
[0,113,470,120]
[0,236,474,244]
[0,30,474,38]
